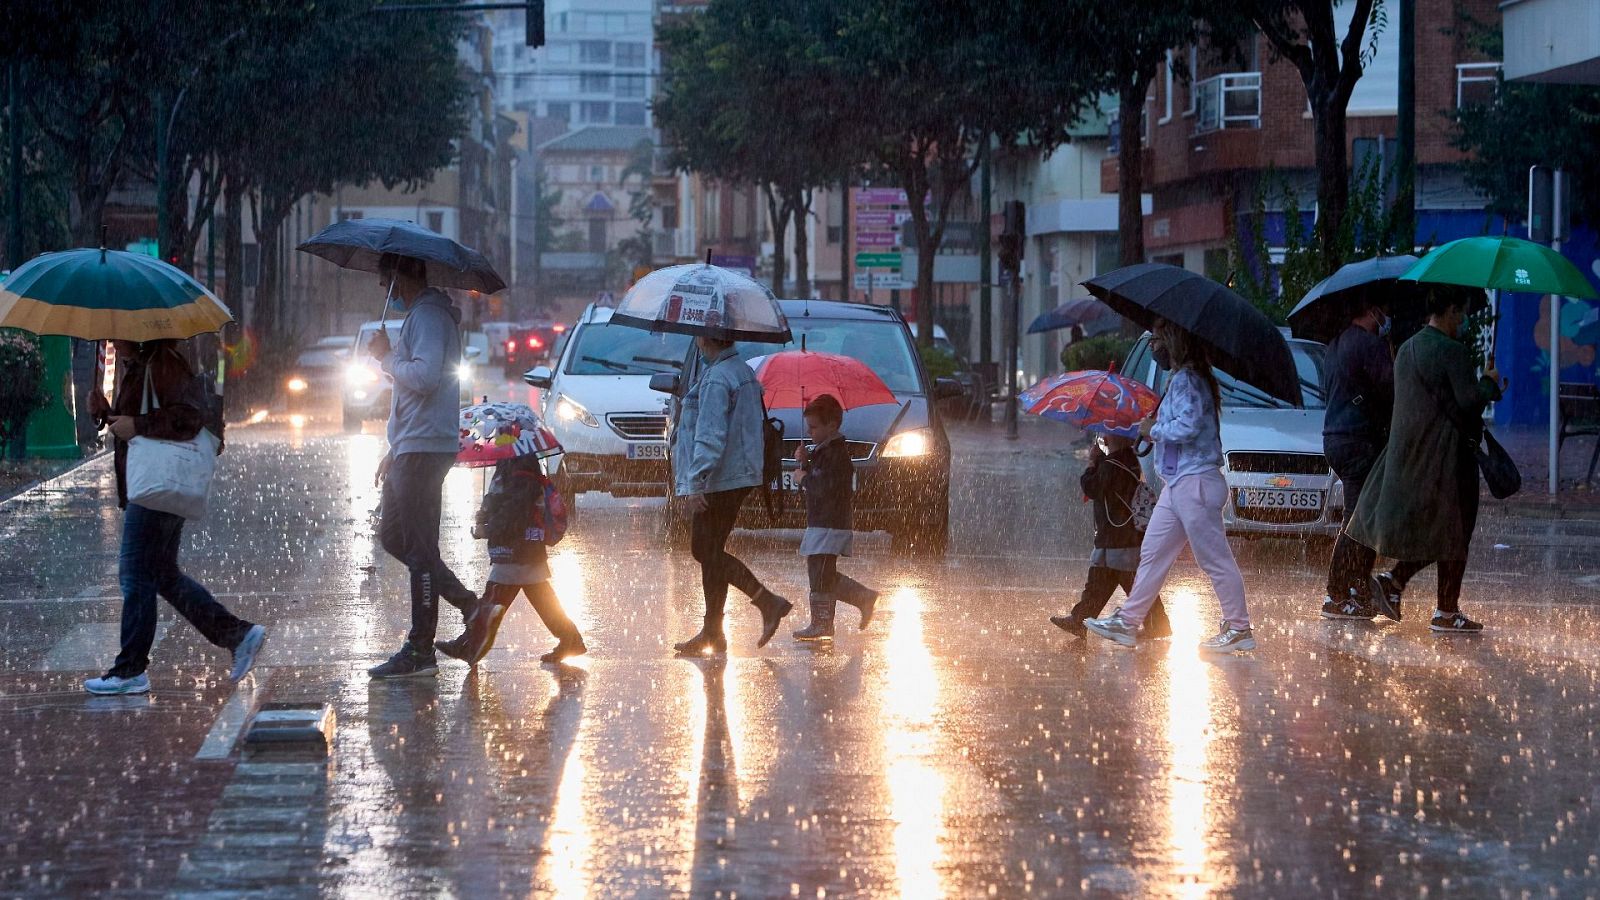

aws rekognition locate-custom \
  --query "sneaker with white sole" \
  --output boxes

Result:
[1198,622,1256,655]
[1429,611,1484,634]
[230,625,267,683]
[368,642,439,679]
[84,672,151,695]
[1084,613,1139,648]
[1320,592,1376,621]
[1370,572,1404,622]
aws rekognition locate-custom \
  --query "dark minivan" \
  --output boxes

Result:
[652,300,960,555]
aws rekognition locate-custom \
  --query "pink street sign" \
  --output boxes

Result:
[856,232,898,246]
[854,211,896,228]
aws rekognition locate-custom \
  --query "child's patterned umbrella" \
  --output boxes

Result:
[456,401,562,468]
[1019,368,1159,439]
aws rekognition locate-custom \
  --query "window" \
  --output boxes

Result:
[1184,45,1198,115]
[1457,62,1501,108]
[588,218,607,252]
[616,42,646,68]
[580,72,611,93]
[546,43,572,63]
[545,101,570,122]
[589,165,605,181]
[616,74,646,98]
[1345,3,1398,114]
[427,211,444,233]
[556,12,567,32]
[661,205,679,229]
[580,101,610,123]
[614,102,647,125]
[339,210,364,222]
[1159,50,1173,124]
[579,40,610,64]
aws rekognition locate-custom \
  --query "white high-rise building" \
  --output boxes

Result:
[491,0,654,127]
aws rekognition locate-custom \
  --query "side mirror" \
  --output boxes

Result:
[463,345,485,362]
[933,377,965,400]
[649,372,680,395]
[524,365,553,389]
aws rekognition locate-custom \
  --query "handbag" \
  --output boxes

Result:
[124,365,220,520]
[1423,371,1521,500]
[1102,457,1157,531]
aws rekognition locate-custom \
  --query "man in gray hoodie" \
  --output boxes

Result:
[367,253,477,679]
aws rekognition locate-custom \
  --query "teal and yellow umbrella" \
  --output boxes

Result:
[0,248,233,341]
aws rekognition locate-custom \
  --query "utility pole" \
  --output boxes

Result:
[978,137,992,364]
[839,180,851,302]
[999,200,1025,441]
[1394,0,1415,248]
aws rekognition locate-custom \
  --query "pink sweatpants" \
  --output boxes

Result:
[1118,470,1251,631]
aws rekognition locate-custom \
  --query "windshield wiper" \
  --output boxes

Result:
[632,355,683,369]
[1299,378,1326,400]
[1224,378,1292,409]
[581,355,647,374]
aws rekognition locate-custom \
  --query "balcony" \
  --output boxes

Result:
[1192,73,1261,135]
[652,228,678,258]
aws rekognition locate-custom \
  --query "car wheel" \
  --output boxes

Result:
[342,407,361,433]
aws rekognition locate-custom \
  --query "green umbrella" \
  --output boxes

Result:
[0,247,233,341]
[1399,235,1597,299]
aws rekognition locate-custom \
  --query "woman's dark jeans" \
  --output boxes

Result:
[689,487,765,625]
[110,503,252,677]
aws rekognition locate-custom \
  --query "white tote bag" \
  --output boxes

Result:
[125,366,220,520]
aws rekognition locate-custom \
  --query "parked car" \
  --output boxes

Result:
[652,300,963,556]
[285,335,352,411]
[908,321,976,417]
[504,323,561,376]
[523,305,693,505]
[482,321,517,362]
[342,319,483,432]
[1121,331,1341,546]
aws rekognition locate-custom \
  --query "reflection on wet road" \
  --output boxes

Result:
[2,406,1599,897]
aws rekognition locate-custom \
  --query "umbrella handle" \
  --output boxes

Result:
[1134,436,1154,457]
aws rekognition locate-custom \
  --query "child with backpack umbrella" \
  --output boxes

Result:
[438,402,585,665]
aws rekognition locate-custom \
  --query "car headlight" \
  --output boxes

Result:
[286,376,308,393]
[881,427,932,458]
[555,395,598,428]
[457,362,472,381]
[345,363,379,387]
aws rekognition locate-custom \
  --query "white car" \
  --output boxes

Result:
[1121,332,1342,544]
[523,305,693,503]
[342,319,482,432]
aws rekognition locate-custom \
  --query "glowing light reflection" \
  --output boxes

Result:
[1163,588,1213,897]
[541,677,592,900]
[881,587,947,897]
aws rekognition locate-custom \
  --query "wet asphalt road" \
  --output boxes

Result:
[2,389,1600,898]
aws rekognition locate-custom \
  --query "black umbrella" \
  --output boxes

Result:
[297,218,506,293]
[1082,263,1301,407]
[1287,255,1420,343]
[1026,297,1121,335]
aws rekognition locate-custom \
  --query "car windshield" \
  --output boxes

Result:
[733,319,923,395]
[296,347,346,368]
[1154,340,1327,409]
[564,323,692,375]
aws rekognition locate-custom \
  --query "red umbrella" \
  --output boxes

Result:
[748,350,897,410]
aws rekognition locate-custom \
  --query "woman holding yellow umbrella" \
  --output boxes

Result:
[0,243,263,695]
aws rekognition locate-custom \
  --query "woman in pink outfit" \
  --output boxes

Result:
[1084,319,1255,654]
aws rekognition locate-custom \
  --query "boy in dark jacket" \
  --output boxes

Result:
[1050,433,1172,639]
[792,394,878,641]
[437,455,585,665]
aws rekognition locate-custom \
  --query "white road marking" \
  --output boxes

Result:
[195,668,273,760]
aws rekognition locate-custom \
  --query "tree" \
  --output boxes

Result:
[613,137,657,277]
[1244,0,1384,270]
[833,0,1101,344]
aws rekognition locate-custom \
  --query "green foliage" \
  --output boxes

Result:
[0,329,48,447]
[919,344,959,379]
[1061,334,1136,373]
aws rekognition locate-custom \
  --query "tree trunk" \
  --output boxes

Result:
[222,166,245,329]
[790,186,811,299]
[1311,96,1349,270]
[252,191,293,340]
[899,161,936,348]
[1117,76,1148,268]
[763,183,790,294]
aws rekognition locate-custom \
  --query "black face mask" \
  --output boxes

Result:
[1152,343,1173,371]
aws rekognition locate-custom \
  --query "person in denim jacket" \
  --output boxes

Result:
[671,337,792,655]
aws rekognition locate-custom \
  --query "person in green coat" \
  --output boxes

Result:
[1346,289,1502,633]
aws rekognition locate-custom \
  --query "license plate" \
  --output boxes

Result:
[1235,488,1323,510]
[626,442,668,460]
[781,471,856,491]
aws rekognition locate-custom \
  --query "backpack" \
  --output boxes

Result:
[760,400,786,522]
[530,470,569,545]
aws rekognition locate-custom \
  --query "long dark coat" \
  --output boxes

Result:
[1347,325,1501,561]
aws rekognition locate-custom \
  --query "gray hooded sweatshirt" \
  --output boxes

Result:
[382,287,463,456]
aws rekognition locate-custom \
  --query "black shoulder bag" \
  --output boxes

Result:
[1425,373,1520,500]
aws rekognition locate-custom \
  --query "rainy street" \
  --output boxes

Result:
[1,389,1597,899]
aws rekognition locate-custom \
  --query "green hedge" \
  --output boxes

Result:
[1060,334,1135,373]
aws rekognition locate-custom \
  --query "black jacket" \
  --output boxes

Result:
[477,457,550,567]
[1322,324,1393,443]
[1080,446,1144,549]
[801,434,853,530]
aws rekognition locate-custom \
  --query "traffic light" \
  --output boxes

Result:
[525,0,544,47]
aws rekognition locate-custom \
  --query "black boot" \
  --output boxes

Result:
[750,589,794,648]
[541,633,588,663]
[674,621,728,657]
[792,593,836,641]
[835,576,879,631]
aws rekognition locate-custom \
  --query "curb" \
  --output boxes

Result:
[0,449,110,507]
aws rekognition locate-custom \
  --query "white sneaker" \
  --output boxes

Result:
[230,625,268,682]
[84,673,151,695]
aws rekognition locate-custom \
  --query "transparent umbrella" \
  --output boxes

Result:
[610,261,792,344]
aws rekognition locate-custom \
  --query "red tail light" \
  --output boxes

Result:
[528,336,543,349]
[505,340,516,351]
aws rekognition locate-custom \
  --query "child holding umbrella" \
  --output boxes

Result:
[791,394,879,641]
